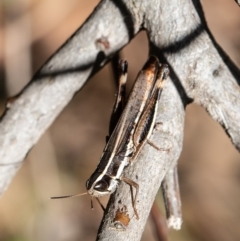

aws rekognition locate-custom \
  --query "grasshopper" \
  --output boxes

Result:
[51,56,169,219]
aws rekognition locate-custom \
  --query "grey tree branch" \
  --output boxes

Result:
[0,0,240,241]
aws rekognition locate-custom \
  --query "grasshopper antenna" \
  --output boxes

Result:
[50,192,88,199]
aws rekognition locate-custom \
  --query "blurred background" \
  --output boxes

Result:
[0,0,240,240]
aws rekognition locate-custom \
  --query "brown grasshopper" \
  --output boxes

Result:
[51,56,169,219]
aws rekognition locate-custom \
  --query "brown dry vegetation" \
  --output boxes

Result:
[0,0,240,241]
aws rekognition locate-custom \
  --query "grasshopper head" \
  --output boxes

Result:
[86,173,118,197]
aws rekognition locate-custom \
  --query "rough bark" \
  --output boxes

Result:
[0,0,239,241]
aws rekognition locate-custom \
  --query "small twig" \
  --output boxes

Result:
[150,202,169,241]
[161,166,182,230]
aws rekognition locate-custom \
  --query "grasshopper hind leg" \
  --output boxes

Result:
[108,59,128,137]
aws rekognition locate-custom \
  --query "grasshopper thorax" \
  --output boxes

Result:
[86,173,119,197]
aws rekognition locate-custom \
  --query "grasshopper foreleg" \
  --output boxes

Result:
[121,176,139,220]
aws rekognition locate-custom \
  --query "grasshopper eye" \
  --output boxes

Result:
[94,180,108,192]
